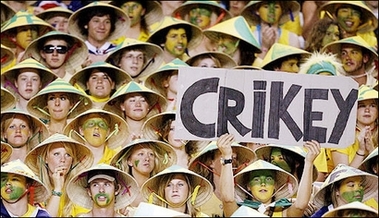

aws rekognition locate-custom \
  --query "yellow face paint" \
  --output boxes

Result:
[1,173,27,202]
[338,176,364,203]
[189,7,212,29]
[257,2,282,25]
[249,170,276,204]
[16,26,38,49]
[164,28,188,58]
[82,116,109,147]
[337,6,361,33]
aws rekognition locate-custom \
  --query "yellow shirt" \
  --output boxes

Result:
[98,145,117,165]
[199,192,223,217]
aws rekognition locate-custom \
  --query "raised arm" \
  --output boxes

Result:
[217,133,239,217]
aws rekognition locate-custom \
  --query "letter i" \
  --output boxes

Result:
[251,81,266,138]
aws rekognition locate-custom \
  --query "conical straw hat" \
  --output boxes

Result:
[143,58,189,97]
[1,11,54,48]
[147,16,203,51]
[27,78,93,120]
[104,81,167,119]
[21,30,88,74]
[319,1,378,33]
[140,165,213,208]
[186,51,237,68]
[105,38,164,80]
[36,6,73,20]
[1,159,50,203]
[312,164,378,208]
[321,36,378,71]
[357,84,378,101]
[234,160,298,200]
[1,43,16,70]
[172,0,232,27]
[1,141,13,164]
[254,144,318,182]
[1,58,58,96]
[63,108,129,150]
[359,147,378,174]
[203,16,261,53]
[69,61,132,94]
[24,133,94,182]
[110,138,177,174]
[0,1,16,26]
[66,163,139,210]
[322,201,378,217]
[1,86,16,111]
[1,108,49,149]
[260,43,310,69]
[68,1,130,42]
[241,1,300,26]
[231,205,268,217]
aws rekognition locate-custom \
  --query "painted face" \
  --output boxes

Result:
[127,145,155,176]
[40,39,69,70]
[322,24,340,47]
[119,50,145,77]
[120,1,145,27]
[163,72,179,97]
[357,99,378,127]
[15,69,42,100]
[194,57,219,68]
[46,93,73,122]
[248,170,276,204]
[340,44,368,75]
[164,28,188,58]
[46,15,69,33]
[1,173,27,202]
[80,115,110,147]
[277,57,299,73]
[3,114,32,148]
[86,70,115,99]
[88,178,116,208]
[121,93,150,121]
[216,34,240,56]
[257,2,283,25]
[165,174,189,207]
[15,26,38,49]
[270,148,291,173]
[189,7,212,29]
[168,120,185,148]
[338,176,365,203]
[337,6,361,33]
[87,15,112,43]
[45,142,73,176]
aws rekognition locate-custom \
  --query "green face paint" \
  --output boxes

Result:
[82,119,109,130]
[1,173,27,201]
[134,160,139,167]
[249,170,276,186]
[341,189,364,203]
[268,2,275,24]
[270,148,291,173]
[93,193,111,207]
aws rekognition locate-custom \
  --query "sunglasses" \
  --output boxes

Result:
[42,45,68,54]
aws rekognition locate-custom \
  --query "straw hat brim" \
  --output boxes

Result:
[142,111,176,140]
[1,142,13,164]
[27,78,93,120]
[1,159,50,203]
[69,62,132,92]
[186,51,237,68]
[1,44,15,69]
[1,109,49,149]
[359,147,378,172]
[63,109,129,150]
[312,164,379,208]
[21,31,88,74]
[241,1,300,26]
[66,164,139,210]
[110,139,177,169]
[322,201,378,217]
[0,2,16,24]
[103,82,168,119]
[234,160,298,200]
[68,2,130,42]
[36,6,73,20]
[24,133,94,180]
[140,165,213,208]
[254,144,318,182]
[147,16,203,51]
[1,86,16,111]
[105,39,164,79]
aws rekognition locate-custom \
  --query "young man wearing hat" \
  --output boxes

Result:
[1,159,50,217]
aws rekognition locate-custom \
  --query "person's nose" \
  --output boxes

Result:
[54,98,60,106]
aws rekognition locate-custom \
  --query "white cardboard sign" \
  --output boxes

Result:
[174,67,358,148]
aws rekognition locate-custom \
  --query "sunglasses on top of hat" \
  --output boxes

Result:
[42,45,68,54]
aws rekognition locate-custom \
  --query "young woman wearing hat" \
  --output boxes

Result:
[1,58,57,112]
[188,139,256,217]
[1,109,49,162]
[110,139,176,216]
[37,6,73,33]
[66,163,139,217]
[26,78,92,136]
[24,133,94,217]
[218,133,320,217]
[331,85,378,169]
[140,165,213,217]
[311,163,378,217]
[1,159,50,217]
[186,51,237,69]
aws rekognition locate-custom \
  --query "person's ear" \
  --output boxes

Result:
[115,183,121,195]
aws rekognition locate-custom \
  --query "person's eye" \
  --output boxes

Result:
[98,121,108,129]
[48,96,56,101]
[65,153,71,158]
[53,152,60,156]
[20,124,27,129]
